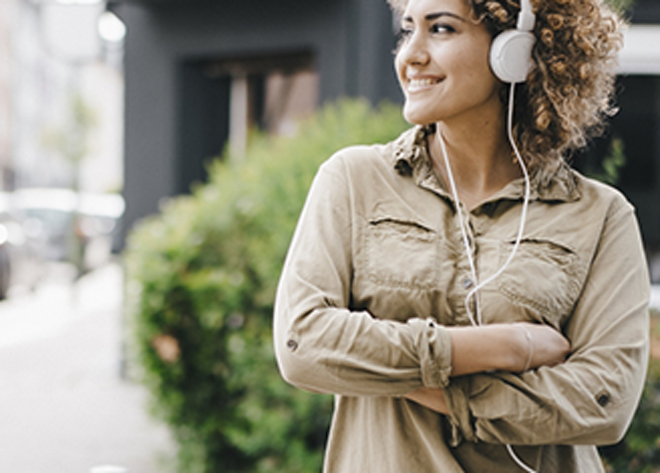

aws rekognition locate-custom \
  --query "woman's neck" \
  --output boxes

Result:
[428,118,522,210]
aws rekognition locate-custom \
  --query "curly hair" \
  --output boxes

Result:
[388,0,624,182]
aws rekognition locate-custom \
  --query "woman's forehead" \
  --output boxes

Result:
[402,0,472,18]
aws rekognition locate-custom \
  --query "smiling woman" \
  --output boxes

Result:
[392,0,623,183]
[274,0,650,472]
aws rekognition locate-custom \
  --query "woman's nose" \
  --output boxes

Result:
[398,33,430,66]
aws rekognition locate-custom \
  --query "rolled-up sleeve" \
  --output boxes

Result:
[274,151,453,397]
[444,196,650,446]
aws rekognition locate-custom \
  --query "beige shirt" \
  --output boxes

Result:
[274,126,650,472]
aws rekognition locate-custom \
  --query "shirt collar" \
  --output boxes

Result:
[391,126,581,204]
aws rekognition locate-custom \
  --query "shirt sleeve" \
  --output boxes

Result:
[443,196,650,446]
[273,150,454,397]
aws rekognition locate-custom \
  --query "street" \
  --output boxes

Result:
[0,263,174,473]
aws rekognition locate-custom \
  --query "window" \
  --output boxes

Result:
[204,51,318,157]
[177,51,318,192]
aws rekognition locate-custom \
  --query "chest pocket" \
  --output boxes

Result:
[496,238,582,328]
[365,216,441,290]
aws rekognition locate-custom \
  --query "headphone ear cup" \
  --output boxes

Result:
[489,29,536,83]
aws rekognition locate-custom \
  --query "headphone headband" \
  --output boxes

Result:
[517,0,535,31]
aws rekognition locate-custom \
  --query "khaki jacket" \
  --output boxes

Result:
[274,127,650,472]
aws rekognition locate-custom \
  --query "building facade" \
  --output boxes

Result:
[610,0,660,280]
[0,0,14,190]
[0,0,124,194]
[109,0,400,242]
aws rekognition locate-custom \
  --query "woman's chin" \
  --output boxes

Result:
[402,105,436,127]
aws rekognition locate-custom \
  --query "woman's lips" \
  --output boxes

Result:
[406,76,443,93]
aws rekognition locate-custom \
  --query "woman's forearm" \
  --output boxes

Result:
[448,324,525,375]
[405,323,570,414]
[405,325,519,414]
[449,323,569,376]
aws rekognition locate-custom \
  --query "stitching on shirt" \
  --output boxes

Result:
[365,217,441,290]
[497,238,583,323]
[369,216,436,234]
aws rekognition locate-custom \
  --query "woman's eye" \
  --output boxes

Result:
[395,22,454,48]
[431,23,455,34]
[397,28,413,41]
[395,28,413,50]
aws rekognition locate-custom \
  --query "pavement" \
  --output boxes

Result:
[0,262,174,473]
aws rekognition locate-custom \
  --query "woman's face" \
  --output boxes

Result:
[395,0,502,126]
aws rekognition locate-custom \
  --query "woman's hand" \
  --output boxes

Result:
[513,322,571,373]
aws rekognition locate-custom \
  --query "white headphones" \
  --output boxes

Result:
[489,0,536,83]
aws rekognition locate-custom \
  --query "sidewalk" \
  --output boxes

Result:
[0,263,174,473]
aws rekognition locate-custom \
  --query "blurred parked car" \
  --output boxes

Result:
[0,193,48,299]
[11,188,125,274]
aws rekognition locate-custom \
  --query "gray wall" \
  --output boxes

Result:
[616,76,660,249]
[632,0,660,23]
[110,0,401,240]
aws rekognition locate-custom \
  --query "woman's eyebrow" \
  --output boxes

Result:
[402,11,467,23]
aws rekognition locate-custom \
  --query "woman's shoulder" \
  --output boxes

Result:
[535,163,636,227]
[568,167,635,216]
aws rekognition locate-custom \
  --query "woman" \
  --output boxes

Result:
[274,0,650,471]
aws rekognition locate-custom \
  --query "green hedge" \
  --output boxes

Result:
[600,317,660,473]
[124,99,408,472]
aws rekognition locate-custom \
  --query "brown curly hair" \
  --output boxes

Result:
[388,0,624,181]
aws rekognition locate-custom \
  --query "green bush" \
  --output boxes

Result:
[600,317,660,473]
[124,99,408,472]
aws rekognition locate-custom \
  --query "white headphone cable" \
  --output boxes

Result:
[437,82,536,473]
[464,82,531,315]
[501,82,536,473]
[437,130,482,327]
[437,83,531,328]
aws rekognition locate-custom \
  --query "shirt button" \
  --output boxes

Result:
[286,339,298,352]
[462,277,474,289]
[597,392,610,407]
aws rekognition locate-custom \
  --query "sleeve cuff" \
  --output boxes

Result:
[444,377,477,445]
[408,318,453,388]
[408,318,477,445]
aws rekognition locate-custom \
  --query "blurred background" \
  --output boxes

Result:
[0,0,658,472]
[0,0,125,293]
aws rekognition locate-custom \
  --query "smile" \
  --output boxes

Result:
[406,77,443,93]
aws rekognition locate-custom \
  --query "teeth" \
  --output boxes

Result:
[407,78,441,90]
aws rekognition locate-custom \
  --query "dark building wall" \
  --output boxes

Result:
[617,76,660,250]
[110,0,401,238]
[631,0,660,23]
[577,75,660,249]
[617,0,660,249]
